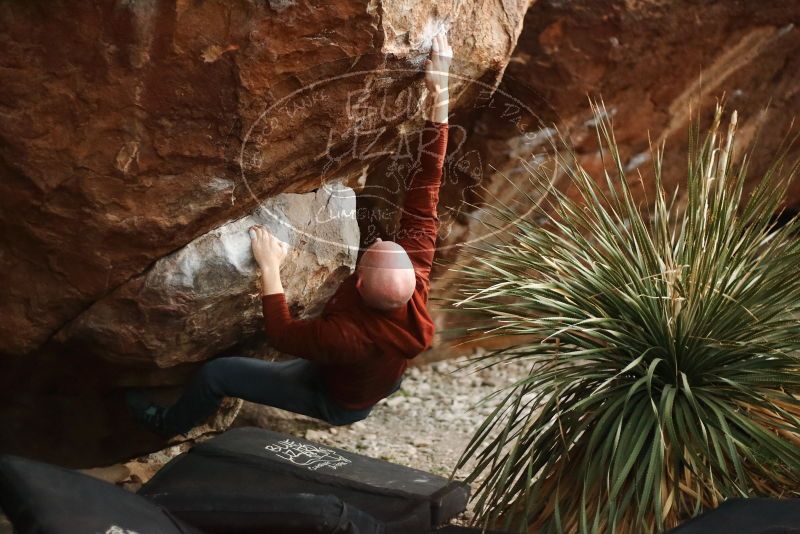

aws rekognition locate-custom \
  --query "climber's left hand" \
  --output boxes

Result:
[424,32,452,94]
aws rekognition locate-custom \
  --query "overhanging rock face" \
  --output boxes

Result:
[0,0,531,358]
[56,185,359,368]
[0,0,531,465]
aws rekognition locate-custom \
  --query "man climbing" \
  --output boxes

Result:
[127,32,453,438]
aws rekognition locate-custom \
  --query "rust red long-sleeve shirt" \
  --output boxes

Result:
[261,120,449,410]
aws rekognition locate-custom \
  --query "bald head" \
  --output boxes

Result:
[355,239,416,310]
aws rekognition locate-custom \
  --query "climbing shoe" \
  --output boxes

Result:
[125,389,175,439]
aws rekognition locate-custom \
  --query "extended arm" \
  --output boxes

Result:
[423,32,451,125]
[395,33,452,282]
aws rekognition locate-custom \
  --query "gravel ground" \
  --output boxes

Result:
[299,352,531,481]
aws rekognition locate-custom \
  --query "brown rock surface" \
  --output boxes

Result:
[0,0,529,358]
[9,0,798,467]
[0,0,531,465]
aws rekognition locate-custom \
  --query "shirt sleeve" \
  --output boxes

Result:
[261,293,373,365]
[395,120,449,284]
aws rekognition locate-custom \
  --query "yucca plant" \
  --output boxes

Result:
[450,104,800,533]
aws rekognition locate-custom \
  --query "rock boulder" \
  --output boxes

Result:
[0,0,531,465]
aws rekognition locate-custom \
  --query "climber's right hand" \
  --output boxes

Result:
[249,225,288,272]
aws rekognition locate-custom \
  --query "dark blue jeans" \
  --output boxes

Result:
[162,357,390,436]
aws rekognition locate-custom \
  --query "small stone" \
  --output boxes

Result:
[305,429,326,441]
[412,437,431,448]
[78,464,131,484]
[481,377,498,387]
[386,396,406,407]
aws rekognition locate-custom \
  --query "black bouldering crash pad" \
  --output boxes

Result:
[666,498,800,534]
[0,454,201,534]
[138,426,470,533]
